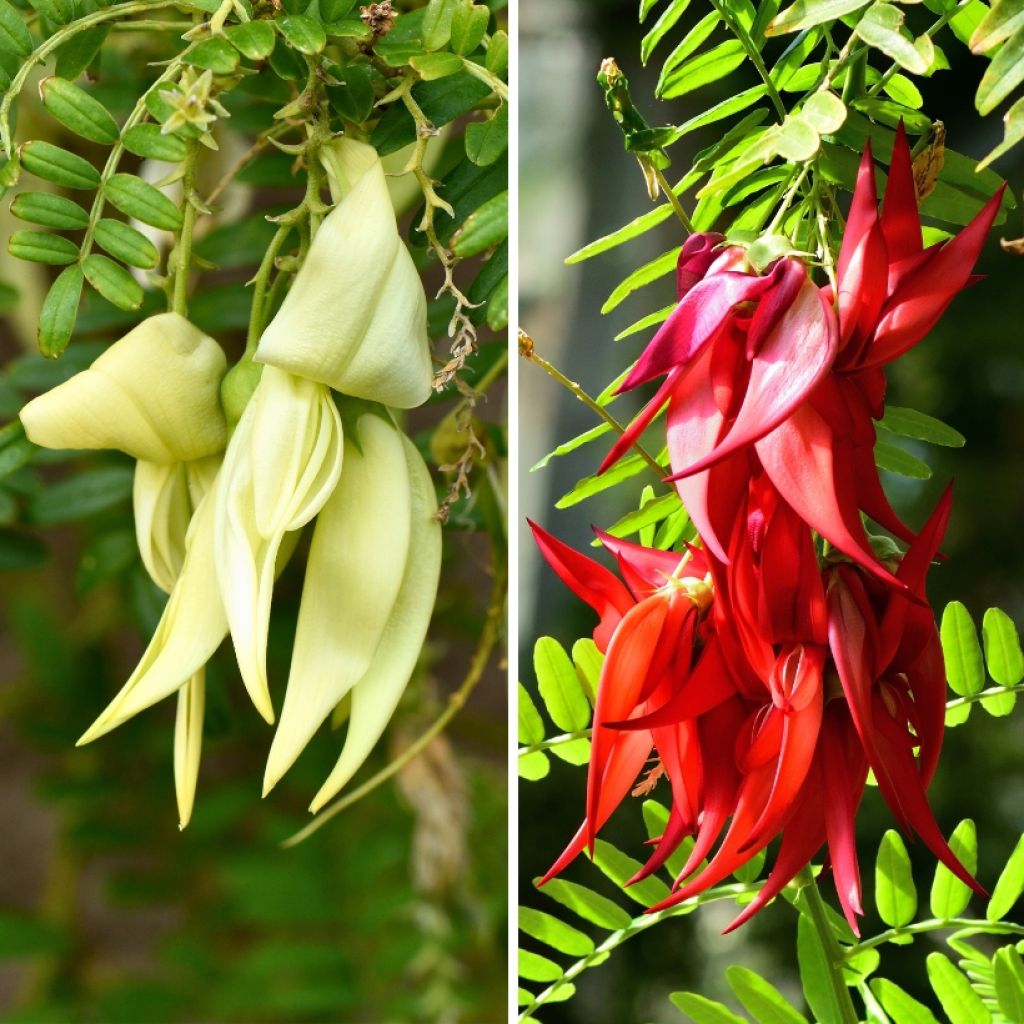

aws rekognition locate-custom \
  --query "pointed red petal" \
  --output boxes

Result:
[619,271,773,391]
[865,186,1004,368]
[528,520,634,650]
[880,122,923,264]
[677,232,726,298]
[593,527,687,596]
[538,730,653,884]
[837,140,879,287]
[666,276,839,478]
[756,405,904,589]
[599,369,678,475]
[586,597,670,849]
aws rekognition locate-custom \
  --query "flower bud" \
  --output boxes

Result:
[255,138,432,409]
[215,366,343,722]
[21,313,227,463]
[310,428,441,810]
[263,409,414,795]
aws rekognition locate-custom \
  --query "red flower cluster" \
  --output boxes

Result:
[532,128,1001,931]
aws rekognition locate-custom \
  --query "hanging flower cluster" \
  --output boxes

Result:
[20,139,442,828]
[532,126,1002,931]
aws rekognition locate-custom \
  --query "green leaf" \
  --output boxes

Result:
[776,116,820,160]
[971,0,1024,53]
[659,40,746,100]
[601,492,679,541]
[518,948,562,984]
[879,406,965,447]
[11,192,89,231]
[37,264,84,358]
[451,189,507,256]
[572,639,602,703]
[874,440,932,479]
[768,0,871,34]
[485,274,507,330]
[82,254,144,311]
[277,14,327,54]
[979,95,1024,170]
[8,230,78,265]
[802,91,847,133]
[876,830,917,927]
[556,452,650,509]
[930,820,977,919]
[519,907,594,957]
[669,992,746,1024]
[602,246,678,313]
[983,607,1024,686]
[185,37,240,73]
[423,0,457,49]
[40,77,119,145]
[942,602,986,697]
[0,435,36,479]
[20,141,99,190]
[796,915,844,1024]
[927,953,992,1024]
[977,22,1024,115]
[540,877,633,931]
[855,4,931,75]
[410,51,464,80]
[450,2,489,55]
[465,103,508,166]
[657,12,721,89]
[0,0,32,56]
[566,203,676,264]
[76,527,138,594]
[641,0,663,21]
[591,840,670,905]
[518,682,545,745]
[105,174,183,231]
[988,834,1024,921]
[55,24,108,81]
[328,61,376,122]
[531,423,613,471]
[642,0,696,63]
[994,946,1024,1021]
[870,978,941,1024]
[534,637,591,733]
[486,29,508,75]
[725,966,808,1024]
[93,219,159,270]
[518,750,550,780]
[27,464,134,524]
[122,124,189,162]
[225,20,277,59]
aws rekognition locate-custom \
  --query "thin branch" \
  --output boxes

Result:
[519,329,665,480]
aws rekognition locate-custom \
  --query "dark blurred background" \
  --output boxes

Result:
[519,1,1024,1020]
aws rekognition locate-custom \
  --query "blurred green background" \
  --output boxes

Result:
[519,1,1024,1020]
[0,10,508,1023]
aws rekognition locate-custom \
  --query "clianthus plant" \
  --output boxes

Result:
[520,2,1024,1022]
[0,0,507,832]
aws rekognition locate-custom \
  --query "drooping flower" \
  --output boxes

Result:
[528,521,720,880]
[214,365,343,722]
[264,407,442,806]
[254,137,433,408]
[20,312,227,463]
[605,131,1002,583]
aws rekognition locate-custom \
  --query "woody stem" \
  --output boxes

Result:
[796,866,860,1024]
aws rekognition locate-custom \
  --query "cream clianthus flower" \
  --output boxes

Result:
[263,409,441,800]
[214,366,344,722]
[20,312,227,463]
[255,138,433,409]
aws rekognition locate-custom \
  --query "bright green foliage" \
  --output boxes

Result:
[876,831,917,927]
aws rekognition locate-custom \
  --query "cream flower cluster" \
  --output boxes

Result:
[20,139,441,827]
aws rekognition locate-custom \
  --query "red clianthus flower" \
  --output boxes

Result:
[604,126,1002,586]
[527,521,724,880]
[530,487,982,931]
